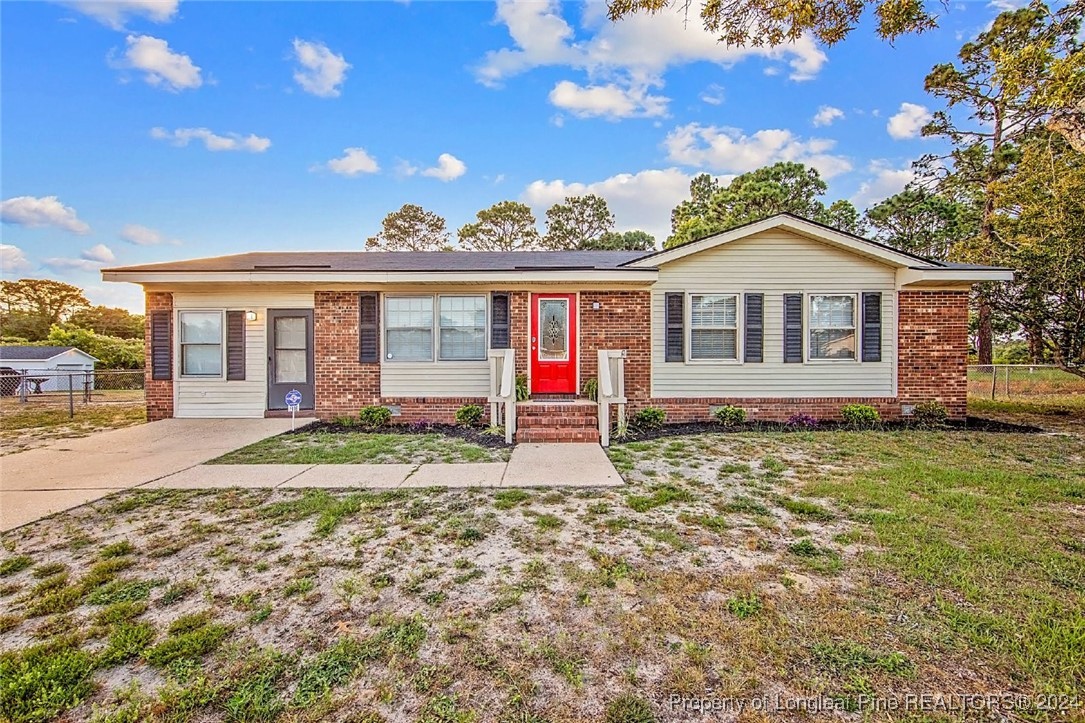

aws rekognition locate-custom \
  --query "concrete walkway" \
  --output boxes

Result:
[0,418,299,532]
[145,443,623,490]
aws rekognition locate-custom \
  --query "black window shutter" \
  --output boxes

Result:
[150,310,172,380]
[783,294,803,363]
[226,311,246,380]
[664,292,685,362]
[744,293,764,363]
[359,292,380,363]
[861,292,882,362]
[490,292,510,349]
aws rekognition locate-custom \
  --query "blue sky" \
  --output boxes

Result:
[1,0,1016,311]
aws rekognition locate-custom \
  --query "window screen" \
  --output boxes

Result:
[809,295,856,360]
[385,296,434,361]
[690,294,738,360]
[439,296,486,361]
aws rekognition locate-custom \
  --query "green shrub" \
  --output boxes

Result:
[357,406,392,430]
[840,404,880,428]
[630,406,666,430]
[515,374,529,401]
[332,415,357,427]
[912,401,948,427]
[713,405,747,427]
[454,404,484,427]
[583,378,599,402]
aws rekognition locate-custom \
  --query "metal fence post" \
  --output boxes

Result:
[68,374,75,418]
[19,370,27,403]
[990,366,997,400]
[1004,365,1011,397]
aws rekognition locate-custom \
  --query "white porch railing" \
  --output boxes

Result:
[597,349,627,447]
[488,348,516,444]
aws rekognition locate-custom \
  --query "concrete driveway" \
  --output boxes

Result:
[0,418,297,532]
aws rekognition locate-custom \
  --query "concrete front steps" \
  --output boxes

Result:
[515,400,599,443]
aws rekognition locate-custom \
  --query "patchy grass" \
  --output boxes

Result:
[1,405,1082,721]
[0,397,145,455]
[208,431,509,465]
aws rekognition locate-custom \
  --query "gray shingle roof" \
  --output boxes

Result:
[105,250,652,273]
[0,346,80,360]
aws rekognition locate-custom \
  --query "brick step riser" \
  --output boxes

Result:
[517,408,598,418]
[516,417,598,428]
[516,431,601,443]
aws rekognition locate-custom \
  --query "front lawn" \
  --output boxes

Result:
[209,429,511,465]
[1,420,1081,722]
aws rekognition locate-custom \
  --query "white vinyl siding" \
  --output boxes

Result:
[173,287,314,418]
[651,229,897,398]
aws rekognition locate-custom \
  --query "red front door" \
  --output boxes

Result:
[530,293,577,394]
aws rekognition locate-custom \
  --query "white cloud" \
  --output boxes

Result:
[812,105,844,127]
[663,123,853,179]
[548,80,668,119]
[522,167,696,241]
[111,34,201,91]
[0,244,32,274]
[1,195,91,234]
[291,39,350,98]
[850,161,917,208]
[150,127,271,152]
[44,243,117,272]
[60,0,179,29]
[421,153,467,182]
[393,159,418,179]
[81,243,115,263]
[887,102,932,140]
[699,83,725,106]
[475,0,826,120]
[323,148,380,177]
[119,223,180,246]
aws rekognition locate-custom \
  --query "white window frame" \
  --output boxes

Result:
[178,309,225,378]
[383,294,489,363]
[438,294,489,362]
[806,293,859,363]
[686,292,742,364]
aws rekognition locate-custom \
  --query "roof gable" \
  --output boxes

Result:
[624,213,942,270]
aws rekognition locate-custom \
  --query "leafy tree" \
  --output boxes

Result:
[366,204,451,251]
[0,279,89,341]
[68,306,144,339]
[920,2,1078,364]
[44,326,144,369]
[542,194,615,250]
[607,0,936,47]
[988,131,1085,375]
[457,201,541,252]
[864,186,977,261]
[665,162,863,247]
[580,229,656,251]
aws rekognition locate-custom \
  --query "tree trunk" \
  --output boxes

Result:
[977,297,994,366]
[1026,324,1044,363]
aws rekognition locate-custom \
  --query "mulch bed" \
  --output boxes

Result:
[288,420,512,448]
[611,416,1043,443]
[288,416,1040,449]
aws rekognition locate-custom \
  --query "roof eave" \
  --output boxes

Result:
[102,269,660,284]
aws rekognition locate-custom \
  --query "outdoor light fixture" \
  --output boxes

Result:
[245,311,258,321]
[592,301,601,310]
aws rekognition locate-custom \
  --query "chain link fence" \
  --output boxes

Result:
[967,364,1085,399]
[0,369,144,418]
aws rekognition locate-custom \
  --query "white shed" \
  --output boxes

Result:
[0,346,98,393]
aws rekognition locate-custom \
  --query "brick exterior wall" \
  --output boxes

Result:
[579,291,651,402]
[314,291,381,419]
[144,291,174,421]
[510,291,529,378]
[301,286,970,425]
[896,289,969,419]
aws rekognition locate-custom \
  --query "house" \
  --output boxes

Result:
[102,214,1012,442]
[0,346,98,393]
